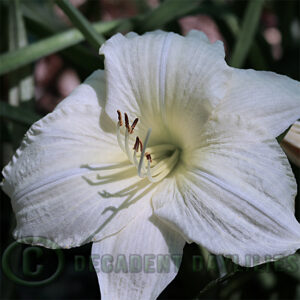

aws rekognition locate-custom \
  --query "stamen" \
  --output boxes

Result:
[133,137,140,152]
[146,149,179,182]
[138,129,152,177]
[145,152,152,163]
[146,144,176,160]
[132,136,146,177]
[115,110,179,183]
[124,113,131,133]
[150,149,179,175]
[139,140,143,152]
[124,130,134,163]
[133,150,142,175]
[116,113,125,152]
[130,118,139,134]
[117,110,123,126]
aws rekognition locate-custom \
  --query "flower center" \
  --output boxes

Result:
[116,110,180,183]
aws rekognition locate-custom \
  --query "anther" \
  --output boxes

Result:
[124,113,131,133]
[117,110,123,126]
[133,137,140,152]
[139,140,143,152]
[130,118,139,134]
[145,152,152,163]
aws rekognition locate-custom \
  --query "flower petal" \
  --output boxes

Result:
[100,30,231,148]
[92,204,185,300]
[217,68,300,138]
[1,70,157,248]
[153,113,300,266]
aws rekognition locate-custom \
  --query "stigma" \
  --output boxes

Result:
[116,110,179,182]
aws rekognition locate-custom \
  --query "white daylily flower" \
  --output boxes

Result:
[2,30,300,300]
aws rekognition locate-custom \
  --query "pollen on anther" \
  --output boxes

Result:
[124,113,131,133]
[145,152,152,163]
[133,137,140,152]
[139,139,143,152]
[130,118,139,134]
[117,110,123,126]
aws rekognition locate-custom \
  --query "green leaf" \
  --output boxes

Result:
[137,0,200,31]
[55,0,105,49]
[218,11,268,70]
[134,0,151,14]
[274,254,300,281]
[0,102,40,126]
[216,255,227,277]
[8,0,34,105]
[21,0,66,33]
[9,0,27,49]
[193,270,244,299]
[20,0,132,72]
[229,0,265,68]
[0,19,121,76]
[0,29,83,76]
[6,0,34,150]
[20,1,101,73]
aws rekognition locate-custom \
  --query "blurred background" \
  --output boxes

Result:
[0,0,299,299]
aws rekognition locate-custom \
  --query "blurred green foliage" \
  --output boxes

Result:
[0,0,299,299]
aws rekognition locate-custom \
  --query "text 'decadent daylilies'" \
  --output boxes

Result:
[2,30,300,300]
